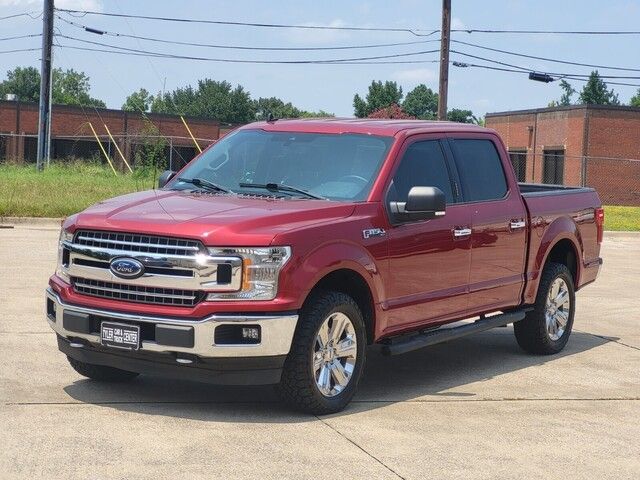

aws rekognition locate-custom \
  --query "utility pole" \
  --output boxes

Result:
[437,0,451,121]
[36,0,54,171]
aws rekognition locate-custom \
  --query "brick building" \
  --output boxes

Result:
[485,105,640,205]
[0,100,238,170]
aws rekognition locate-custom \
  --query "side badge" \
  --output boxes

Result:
[363,228,386,239]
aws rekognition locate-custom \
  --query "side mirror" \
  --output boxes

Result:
[389,186,446,222]
[157,170,176,189]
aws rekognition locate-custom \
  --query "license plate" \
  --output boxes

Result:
[100,321,140,350]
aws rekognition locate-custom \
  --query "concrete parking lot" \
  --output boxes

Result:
[1,223,638,480]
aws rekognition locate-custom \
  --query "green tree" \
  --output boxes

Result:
[253,97,334,120]
[0,66,106,107]
[558,80,576,106]
[254,97,301,120]
[447,108,478,124]
[353,80,403,117]
[0,66,40,102]
[578,71,619,105]
[630,89,640,107]
[52,68,106,107]
[402,84,438,119]
[122,88,153,112]
[151,79,255,124]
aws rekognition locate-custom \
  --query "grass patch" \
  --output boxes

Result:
[604,206,640,231]
[0,162,156,218]
[2,163,640,231]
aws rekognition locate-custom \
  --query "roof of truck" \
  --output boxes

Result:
[240,118,489,137]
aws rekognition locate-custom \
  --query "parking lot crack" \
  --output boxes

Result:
[315,415,406,480]
[575,330,640,352]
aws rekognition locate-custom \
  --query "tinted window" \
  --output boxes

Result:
[451,139,508,202]
[390,140,454,204]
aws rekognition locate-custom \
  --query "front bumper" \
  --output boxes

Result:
[46,288,299,384]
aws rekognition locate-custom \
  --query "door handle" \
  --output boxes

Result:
[509,219,526,230]
[453,227,472,238]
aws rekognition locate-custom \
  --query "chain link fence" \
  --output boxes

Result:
[0,132,217,172]
[508,150,640,206]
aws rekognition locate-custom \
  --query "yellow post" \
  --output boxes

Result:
[180,115,202,153]
[103,123,133,173]
[88,122,117,176]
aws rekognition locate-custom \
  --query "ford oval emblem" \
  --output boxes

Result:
[110,258,145,279]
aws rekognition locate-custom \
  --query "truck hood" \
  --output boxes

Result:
[68,190,356,246]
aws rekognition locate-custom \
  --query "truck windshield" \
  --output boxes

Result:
[169,129,393,201]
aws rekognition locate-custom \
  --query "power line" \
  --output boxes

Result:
[452,39,640,73]
[0,33,42,42]
[55,15,440,51]
[452,28,640,35]
[55,35,440,64]
[452,61,640,87]
[56,9,640,36]
[450,50,640,79]
[0,12,40,21]
[0,47,41,55]
[56,9,439,37]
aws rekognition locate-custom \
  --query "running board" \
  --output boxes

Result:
[380,309,528,356]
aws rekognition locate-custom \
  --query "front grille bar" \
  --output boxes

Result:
[72,277,201,307]
[74,230,203,256]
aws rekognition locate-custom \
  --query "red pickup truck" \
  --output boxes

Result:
[47,119,604,414]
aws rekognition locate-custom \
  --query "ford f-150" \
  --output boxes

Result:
[46,119,604,414]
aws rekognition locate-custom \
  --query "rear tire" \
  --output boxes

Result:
[276,291,366,415]
[67,356,139,382]
[514,262,575,355]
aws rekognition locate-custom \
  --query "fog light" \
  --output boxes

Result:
[214,324,261,345]
[242,327,260,340]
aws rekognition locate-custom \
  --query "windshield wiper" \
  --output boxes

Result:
[178,177,233,194]
[238,182,326,200]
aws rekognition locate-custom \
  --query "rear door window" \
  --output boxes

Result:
[450,139,508,202]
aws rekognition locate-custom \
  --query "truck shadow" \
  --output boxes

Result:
[62,329,615,423]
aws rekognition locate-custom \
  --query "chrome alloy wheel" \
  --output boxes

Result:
[313,312,358,397]
[545,278,571,341]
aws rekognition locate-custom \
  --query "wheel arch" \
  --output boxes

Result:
[524,217,583,304]
[303,268,377,345]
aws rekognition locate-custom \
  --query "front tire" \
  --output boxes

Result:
[514,262,575,354]
[277,291,366,415]
[67,356,139,382]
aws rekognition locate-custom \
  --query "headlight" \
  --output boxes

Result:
[56,229,73,282]
[206,246,291,301]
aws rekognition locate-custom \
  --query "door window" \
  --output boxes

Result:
[450,139,508,202]
[389,140,455,204]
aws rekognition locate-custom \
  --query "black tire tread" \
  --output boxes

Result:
[276,290,366,415]
[514,262,575,355]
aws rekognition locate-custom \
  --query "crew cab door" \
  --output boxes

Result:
[384,136,472,332]
[447,135,528,313]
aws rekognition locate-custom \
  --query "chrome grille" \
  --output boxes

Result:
[72,277,202,307]
[74,230,203,256]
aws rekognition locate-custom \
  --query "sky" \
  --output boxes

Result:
[1,0,640,117]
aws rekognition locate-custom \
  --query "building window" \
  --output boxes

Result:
[509,150,527,182]
[543,149,565,184]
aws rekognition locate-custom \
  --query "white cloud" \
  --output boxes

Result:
[451,17,466,30]
[392,68,437,85]
[0,0,102,9]
[55,0,102,11]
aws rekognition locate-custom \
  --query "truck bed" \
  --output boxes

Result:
[519,183,596,197]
